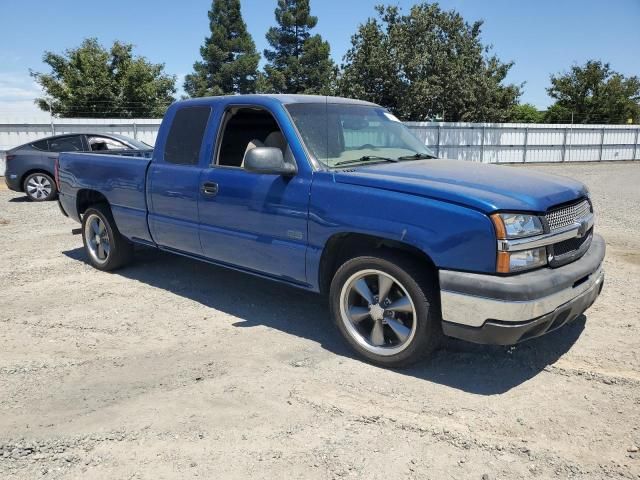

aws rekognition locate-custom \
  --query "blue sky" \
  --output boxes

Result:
[0,0,638,118]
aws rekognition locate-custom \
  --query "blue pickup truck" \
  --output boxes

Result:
[57,95,605,367]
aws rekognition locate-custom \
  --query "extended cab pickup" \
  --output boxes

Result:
[57,95,605,366]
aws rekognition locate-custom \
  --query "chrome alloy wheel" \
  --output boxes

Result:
[26,175,52,200]
[84,214,111,264]
[339,269,417,356]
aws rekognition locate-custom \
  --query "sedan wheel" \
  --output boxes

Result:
[24,173,56,201]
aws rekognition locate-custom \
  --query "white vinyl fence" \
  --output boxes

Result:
[1,118,638,175]
[406,122,640,163]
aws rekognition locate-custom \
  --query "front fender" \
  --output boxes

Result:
[307,172,496,290]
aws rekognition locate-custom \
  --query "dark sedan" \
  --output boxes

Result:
[4,133,151,201]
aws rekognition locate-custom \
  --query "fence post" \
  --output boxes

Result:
[480,125,485,163]
[566,123,573,162]
[133,121,138,140]
[436,125,441,157]
[522,126,528,163]
[633,128,639,161]
[599,127,606,161]
[561,126,568,162]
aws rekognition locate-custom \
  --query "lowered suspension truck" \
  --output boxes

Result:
[56,95,605,367]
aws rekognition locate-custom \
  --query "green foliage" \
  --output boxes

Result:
[545,61,640,124]
[509,103,545,123]
[31,38,176,118]
[339,4,521,121]
[261,0,336,94]
[184,0,259,97]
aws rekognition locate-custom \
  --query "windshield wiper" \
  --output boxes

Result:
[396,152,437,160]
[334,155,399,167]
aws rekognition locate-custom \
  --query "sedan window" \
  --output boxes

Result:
[88,136,129,152]
[48,136,83,152]
[31,139,50,151]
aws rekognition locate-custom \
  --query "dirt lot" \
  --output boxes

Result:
[0,162,639,480]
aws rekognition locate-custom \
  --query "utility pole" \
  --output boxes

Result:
[47,99,55,135]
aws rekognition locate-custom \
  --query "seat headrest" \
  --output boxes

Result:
[264,131,286,152]
[241,139,264,168]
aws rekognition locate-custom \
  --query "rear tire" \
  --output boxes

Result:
[329,252,442,368]
[81,204,133,271]
[23,172,57,202]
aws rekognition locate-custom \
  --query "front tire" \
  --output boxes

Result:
[330,253,442,367]
[81,205,133,271]
[24,172,56,202]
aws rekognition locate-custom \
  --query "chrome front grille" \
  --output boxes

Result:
[545,199,591,231]
[546,198,593,267]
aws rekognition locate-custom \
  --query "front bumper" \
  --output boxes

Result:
[439,234,606,345]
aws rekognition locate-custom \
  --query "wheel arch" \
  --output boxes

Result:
[76,189,110,217]
[318,232,438,296]
[21,169,55,192]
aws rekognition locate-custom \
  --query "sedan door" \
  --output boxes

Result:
[40,135,84,180]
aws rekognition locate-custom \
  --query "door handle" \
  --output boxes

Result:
[201,182,219,196]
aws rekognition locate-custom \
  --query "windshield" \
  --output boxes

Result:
[285,103,435,168]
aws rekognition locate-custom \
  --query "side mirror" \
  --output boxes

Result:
[244,147,296,176]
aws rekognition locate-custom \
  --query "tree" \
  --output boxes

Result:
[545,61,640,124]
[31,38,176,118]
[339,4,521,121]
[261,0,336,94]
[509,103,545,123]
[184,0,259,97]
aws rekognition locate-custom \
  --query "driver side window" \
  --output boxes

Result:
[216,107,292,169]
[87,136,128,151]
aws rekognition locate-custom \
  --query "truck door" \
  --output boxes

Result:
[147,106,211,255]
[198,105,309,284]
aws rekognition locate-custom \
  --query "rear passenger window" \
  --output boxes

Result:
[48,136,83,152]
[164,106,211,165]
[31,139,50,151]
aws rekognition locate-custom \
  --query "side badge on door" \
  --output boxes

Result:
[287,230,304,240]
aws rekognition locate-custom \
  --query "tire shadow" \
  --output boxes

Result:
[8,196,31,203]
[62,246,586,395]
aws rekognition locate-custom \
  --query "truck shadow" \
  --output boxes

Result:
[63,246,585,395]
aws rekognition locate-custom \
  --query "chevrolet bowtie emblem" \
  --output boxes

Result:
[576,219,589,238]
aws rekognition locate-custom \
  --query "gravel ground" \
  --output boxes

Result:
[0,162,639,480]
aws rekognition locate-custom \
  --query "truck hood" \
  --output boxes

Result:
[332,159,588,213]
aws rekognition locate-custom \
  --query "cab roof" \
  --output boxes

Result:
[176,94,379,108]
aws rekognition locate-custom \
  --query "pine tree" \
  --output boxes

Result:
[262,0,336,94]
[184,0,259,97]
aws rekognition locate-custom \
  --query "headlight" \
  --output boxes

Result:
[491,213,544,239]
[491,213,547,273]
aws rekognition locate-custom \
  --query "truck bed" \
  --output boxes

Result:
[58,151,153,243]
